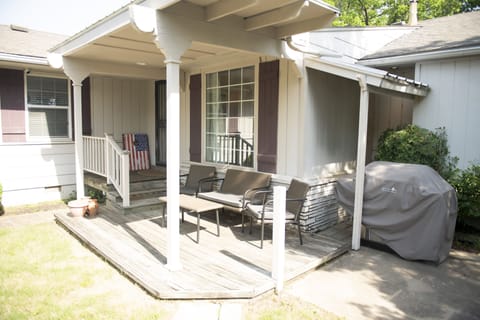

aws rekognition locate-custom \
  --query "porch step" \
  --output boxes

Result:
[107,174,168,214]
[106,196,164,215]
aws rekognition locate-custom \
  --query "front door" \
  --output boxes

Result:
[155,80,167,166]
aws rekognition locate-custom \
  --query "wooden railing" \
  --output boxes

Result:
[83,134,130,207]
[105,134,130,207]
[217,133,254,167]
[83,136,107,177]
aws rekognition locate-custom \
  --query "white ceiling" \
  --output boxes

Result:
[58,0,338,71]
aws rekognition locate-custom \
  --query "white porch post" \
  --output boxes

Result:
[352,75,369,250]
[165,58,182,271]
[272,186,286,294]
[72,80,85,199]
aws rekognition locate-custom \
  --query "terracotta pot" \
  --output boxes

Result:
[87,198,99,217]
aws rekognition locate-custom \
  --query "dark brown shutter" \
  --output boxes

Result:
[81,77,92,136]
[0,68,26,142]
[71,77,91,140]
[257,60,279,173]
[189,74,202,163]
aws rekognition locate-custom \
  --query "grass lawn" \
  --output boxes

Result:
[0,223,174,320]
[0,221,342,320]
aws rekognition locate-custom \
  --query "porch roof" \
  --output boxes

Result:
[49,0,339,73]
[304,56,429,97]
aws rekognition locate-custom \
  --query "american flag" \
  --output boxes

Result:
[123,133,151,171]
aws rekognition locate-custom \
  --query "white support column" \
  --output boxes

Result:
[272,186,286,293]
[72,81,85,199]
[165,59,182,271]
[352,75,369,250]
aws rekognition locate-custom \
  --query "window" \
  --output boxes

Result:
[26,75,70,138]
[205,66,255,167]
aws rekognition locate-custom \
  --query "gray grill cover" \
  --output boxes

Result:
[336,161,457,264]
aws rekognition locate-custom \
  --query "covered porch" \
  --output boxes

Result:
[55,205,351,299]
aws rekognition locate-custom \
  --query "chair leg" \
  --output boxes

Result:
[297,223,303,245]
[241,212,245,233]
[260,220,264,249]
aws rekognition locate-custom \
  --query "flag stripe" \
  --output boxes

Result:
[123,133,150,171]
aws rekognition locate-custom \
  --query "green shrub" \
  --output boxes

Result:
[375,125,458,180]
[451,164,480,221]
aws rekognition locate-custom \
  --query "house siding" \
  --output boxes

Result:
[90,75,156,162]
[303,68,359,177]
[415,56,480,169]
[0,142,76,205]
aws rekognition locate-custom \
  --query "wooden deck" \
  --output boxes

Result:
[55,206,351,299]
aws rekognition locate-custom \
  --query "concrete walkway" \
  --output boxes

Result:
[286,246,480,320]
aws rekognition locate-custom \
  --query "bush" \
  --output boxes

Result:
[375,125,458,180]
[451,164,480,221]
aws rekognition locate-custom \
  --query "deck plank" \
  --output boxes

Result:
[55,206,351,299]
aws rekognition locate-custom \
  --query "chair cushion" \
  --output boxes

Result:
[198,192,243,208]
[245,203,296,220]
[220,169,271,195]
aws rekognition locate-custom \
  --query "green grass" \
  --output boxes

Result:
[0,223,171,320]
[0,221,342,320]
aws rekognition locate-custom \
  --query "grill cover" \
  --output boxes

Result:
[336,161,457,264]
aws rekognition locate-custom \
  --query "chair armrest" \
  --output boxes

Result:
[242,187,271,208]
[198,177,224,193]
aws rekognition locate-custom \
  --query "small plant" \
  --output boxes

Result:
[87,187,106,204]
[375,125,458,180]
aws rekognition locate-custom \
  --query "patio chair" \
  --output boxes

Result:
[241,178,310,249]
[180,164,216,196]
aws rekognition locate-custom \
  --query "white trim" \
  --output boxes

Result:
[200,58,260,170]
[0,53,48,66]
[24,71,72,142]
[360,46,480,67]
[304,57,429,96]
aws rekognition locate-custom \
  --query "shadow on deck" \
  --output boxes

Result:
[55,206,351,300]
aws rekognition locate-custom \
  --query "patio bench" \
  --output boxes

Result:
[197,169,271,213]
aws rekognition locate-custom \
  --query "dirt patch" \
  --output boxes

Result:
[3,200,68,216]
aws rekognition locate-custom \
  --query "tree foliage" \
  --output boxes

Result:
[324,0,479,26]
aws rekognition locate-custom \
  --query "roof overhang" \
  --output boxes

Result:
[305,57,429,98]
[360,46,480,67]
[48,0,338,73]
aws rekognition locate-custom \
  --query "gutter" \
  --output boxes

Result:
[0,52,48,65]
[360,46,480,67]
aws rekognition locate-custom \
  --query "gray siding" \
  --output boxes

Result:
[90,76,156,160]
[302,68,359,177]
[415,56,480,169]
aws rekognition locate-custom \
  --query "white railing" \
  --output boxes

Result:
[83,136,107,177]
[105,134,130,207]
[83,134,130,207]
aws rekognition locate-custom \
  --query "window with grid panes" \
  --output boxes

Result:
[26,75,70,138]
[205,66,255,167]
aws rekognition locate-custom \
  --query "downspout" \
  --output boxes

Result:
[352,74,369,250]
